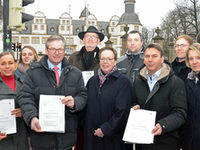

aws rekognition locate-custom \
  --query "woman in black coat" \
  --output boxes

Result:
[183,43,200,150]
[84,47,132,150]
[0,52,28,150]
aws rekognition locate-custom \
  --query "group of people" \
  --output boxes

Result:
[0,25,200,150]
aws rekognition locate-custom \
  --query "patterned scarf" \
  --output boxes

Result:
[98,67,117,87]
[17,63,29,74]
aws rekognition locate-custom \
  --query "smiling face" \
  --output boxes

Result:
[100,50,116,74]
[188,50,200,73]
[83,32,100,52]
[45,40,65,66]
[144,48,164,76]
[21,48,35,65]
[0,54,16,77]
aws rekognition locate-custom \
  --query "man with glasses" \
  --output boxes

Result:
[172,35,193,82]
[68,26,104,150]
[18,35,87,150]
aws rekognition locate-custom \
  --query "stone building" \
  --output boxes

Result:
[11,0,142,57]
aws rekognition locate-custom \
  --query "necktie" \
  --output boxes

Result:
[53,66,59,86]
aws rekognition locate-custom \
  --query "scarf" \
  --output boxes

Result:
[17,63,29,74]
[81,46,99,69]
[98,67,117,87]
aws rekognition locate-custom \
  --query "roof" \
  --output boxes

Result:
[79,7,90,18]
[118,12,141,25]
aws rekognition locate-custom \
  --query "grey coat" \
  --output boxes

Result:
[18,55,87,149]
[0,75,28,150]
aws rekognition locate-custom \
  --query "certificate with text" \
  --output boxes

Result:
[39,95,65,133]
[82,71,94,86]
[0,99,16,134]
[123,109,156,144]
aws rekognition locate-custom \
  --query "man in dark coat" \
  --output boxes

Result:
[132,43,187,150]
[117,30,144,84]
[68,26,104,150]
[172,35,193,82]
[18,35,87,150]
[69,26,105,75]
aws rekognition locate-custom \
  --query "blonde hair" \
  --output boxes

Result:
[186,43,200,67]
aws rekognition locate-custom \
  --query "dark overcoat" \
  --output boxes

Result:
[132,63,187,150]
[183,71,200,150]
[0,75,28,150]
[84,70,132,150]
[18,55,87,149]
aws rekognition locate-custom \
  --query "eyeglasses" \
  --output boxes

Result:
[85,35,98,40]
[175,44,189,49]
[100,58,115,62]
[48,48,65,53]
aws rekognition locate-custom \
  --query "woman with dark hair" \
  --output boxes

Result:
[15,45,39,81]
[84,47,132,150]
[0,52,28,150]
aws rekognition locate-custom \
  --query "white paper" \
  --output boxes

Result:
[123,108,156,144]
[0,99,16,135]
[82,71,94,86]
[39,95,65,133]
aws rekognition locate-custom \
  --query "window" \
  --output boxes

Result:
[40,25,44,30]
[42,37,48,44]
[134,25,139,31]
[112,22,115,26]
[120,26,124,32]
[67,26,70,31]
[110,27,114,32]
[36,19,39,23]
[66,38,73,45]
[40,19,43,23]
[34,25,38,30]
[32,37,40,44]
[12,37,19,43]
[62,20,66,24]
[61,26,65,31]
[21,37,29,44]
[66,20,70,24]
[111,38,117,45]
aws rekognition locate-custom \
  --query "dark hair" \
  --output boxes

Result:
[45,35,66,49]
[144,43,164,57]
[0,51,15,60]
[99,47,117,60]
[128,30,143,41]
[17,46,39,66]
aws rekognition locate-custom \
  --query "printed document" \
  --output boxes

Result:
[0,99,16,134]
[39,95,65,133]
[123,108,156,144]
[82,71,94,86]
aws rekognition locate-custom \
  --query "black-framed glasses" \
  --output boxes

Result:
[48,48,65,53]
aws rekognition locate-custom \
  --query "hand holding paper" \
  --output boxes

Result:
[31,117,42,132]
[62,96,74,109]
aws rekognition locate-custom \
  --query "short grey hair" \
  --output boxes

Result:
[45,35,66,49]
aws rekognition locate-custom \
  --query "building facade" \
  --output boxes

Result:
[11,0,142,57]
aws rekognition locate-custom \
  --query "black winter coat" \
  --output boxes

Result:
[18,55,87,149]
[132,63,187,150]
[84,70,132,150]
[183,71,200,150]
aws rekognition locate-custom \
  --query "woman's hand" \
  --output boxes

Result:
[11,108,22,117]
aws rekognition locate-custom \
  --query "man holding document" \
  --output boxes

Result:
[131,43,187,150]
[19,35,87,150]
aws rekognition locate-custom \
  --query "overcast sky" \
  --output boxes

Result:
[25,0,175,28]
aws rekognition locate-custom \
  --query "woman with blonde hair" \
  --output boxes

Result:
[15,46,39,81]
[183,43,200,150]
